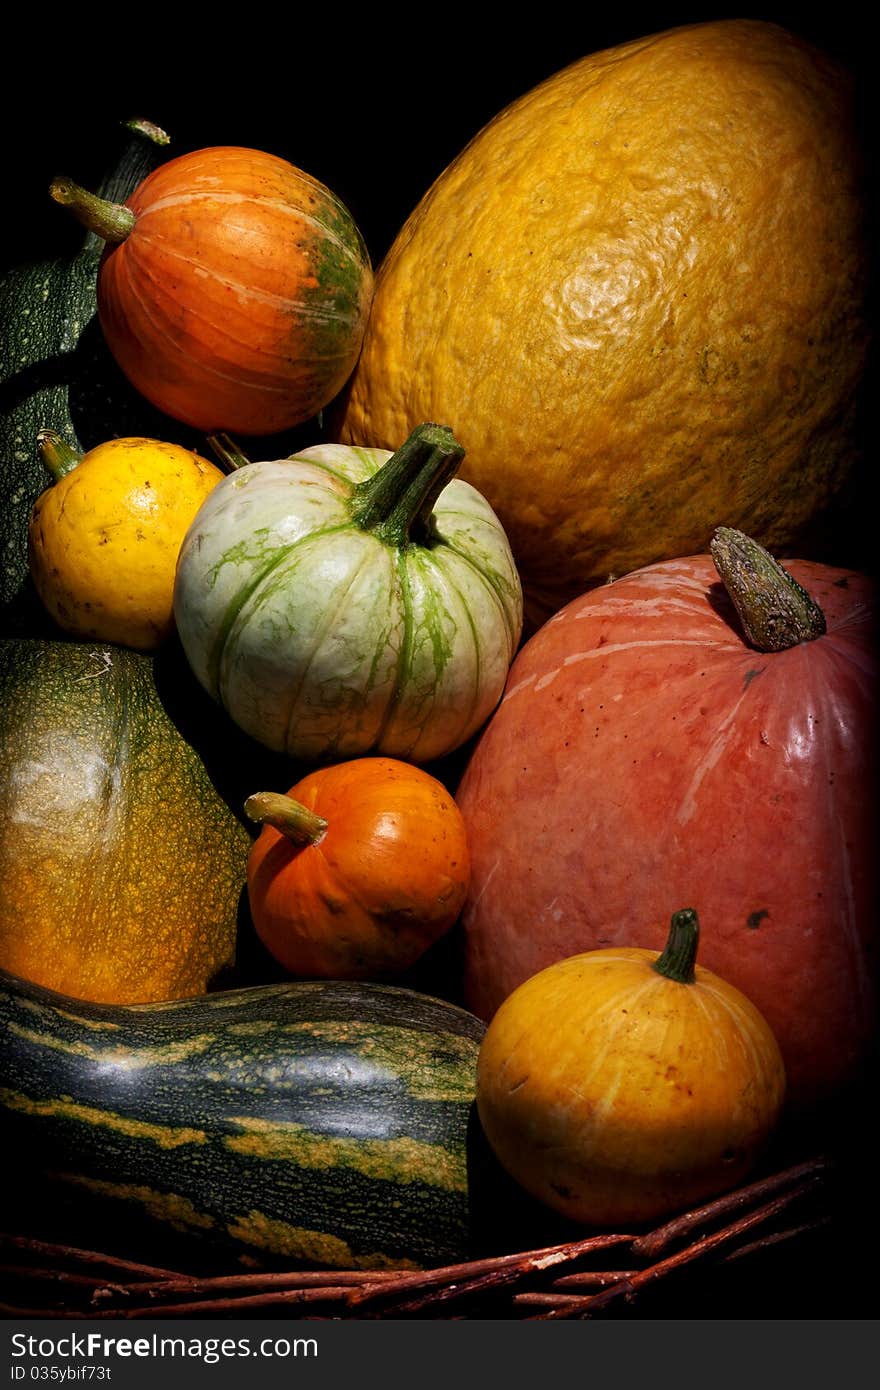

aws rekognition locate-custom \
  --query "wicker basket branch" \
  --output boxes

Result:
[0,1156,831,1320]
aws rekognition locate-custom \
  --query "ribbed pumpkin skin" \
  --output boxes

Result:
[0,638,251,1004]
[0,970,485,1270]
[476,945,785,1226]
[98,147,373,435]
[338,21,868,620]
[174,443,522,763]
[457,557,876,1108]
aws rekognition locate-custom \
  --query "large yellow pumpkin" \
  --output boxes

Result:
[338,20,869,621]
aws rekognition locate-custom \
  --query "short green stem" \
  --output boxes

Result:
[349,423,465,547]
[245,792,328,847]
[49,176,136,244]
[653,909,699,985]
[208,434,251,473]
[37,429,83,482]
[710,527,826,652]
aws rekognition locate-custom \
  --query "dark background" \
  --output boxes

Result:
[2,5,876,1320]
[1,6,875,276]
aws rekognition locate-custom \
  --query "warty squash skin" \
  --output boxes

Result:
[338,20,869,620]
[0,637,252,1004]
[0,969,485,1270]
[457,547,876,1110]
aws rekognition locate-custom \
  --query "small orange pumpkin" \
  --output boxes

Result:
[50,147,373,435]
[245,758,470,979]
[476,908,786,1228]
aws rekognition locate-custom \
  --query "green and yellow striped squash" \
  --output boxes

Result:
[173,423,523,764]
[0,969,486,1270]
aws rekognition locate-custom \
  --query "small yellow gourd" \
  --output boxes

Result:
[28,431,224,650]
[476,909,786,1228]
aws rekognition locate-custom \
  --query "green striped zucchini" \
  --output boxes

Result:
[0,969,486,1270]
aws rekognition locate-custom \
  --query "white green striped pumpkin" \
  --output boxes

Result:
[173,425,523,763]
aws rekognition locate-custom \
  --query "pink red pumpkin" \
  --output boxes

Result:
[457,531,876,1108]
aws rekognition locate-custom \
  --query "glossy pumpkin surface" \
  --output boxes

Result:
[0,637,251,1004]
[246,758,470,979]
[173,426,523,763]
[28,434,223,649]
[476,911,786,1227]
[338,20,868,620]
[65,146,373,436]
[458,553,876,1108]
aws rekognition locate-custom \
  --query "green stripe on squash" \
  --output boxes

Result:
[0,970,486,1270]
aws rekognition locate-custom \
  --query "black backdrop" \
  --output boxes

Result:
[1,3,876,1320]
[1,6,874,274]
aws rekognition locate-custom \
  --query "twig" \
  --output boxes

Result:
[0,1232,185,1281]
[630,1156,828,1260]
[343,1233,634,1312]
[89,1286,362,1320]
[365,1235,635,1317]
[91,1267,398,1305]
[532,1174,824,1319]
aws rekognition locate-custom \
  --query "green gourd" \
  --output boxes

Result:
[0,635,260,1005]
[0,119,178,635]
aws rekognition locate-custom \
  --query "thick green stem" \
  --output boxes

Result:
[710,527,826,652]
[349,423,465,547]
[207,434,251,473]
[49,176,135,245]
[653,909,699,985]
[37,429,82,482]
[245,792,328,847]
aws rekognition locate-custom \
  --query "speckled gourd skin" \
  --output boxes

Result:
[339,20,869,620]
[0,637,251,1004]
[173,442,523,763]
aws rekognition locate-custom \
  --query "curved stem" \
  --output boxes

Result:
[710,527,826,652]
[49,177,135,245]
[653,909,699,985]
[349,423,465,547]
[37,429,82,482]
[121,117,170,147]
[245,792,328,847]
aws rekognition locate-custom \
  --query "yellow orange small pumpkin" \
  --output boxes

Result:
[27,431,223,649]
[476,909,785,1228]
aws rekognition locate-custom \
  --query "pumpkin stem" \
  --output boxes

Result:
[349,423,465,547]
[653,909,699,985]
[710,528,826,652]
[121,117,170,147]
[49,176,136,245]
[245,792,328,847]
[207,434,251,473]
[37,429,82,482]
